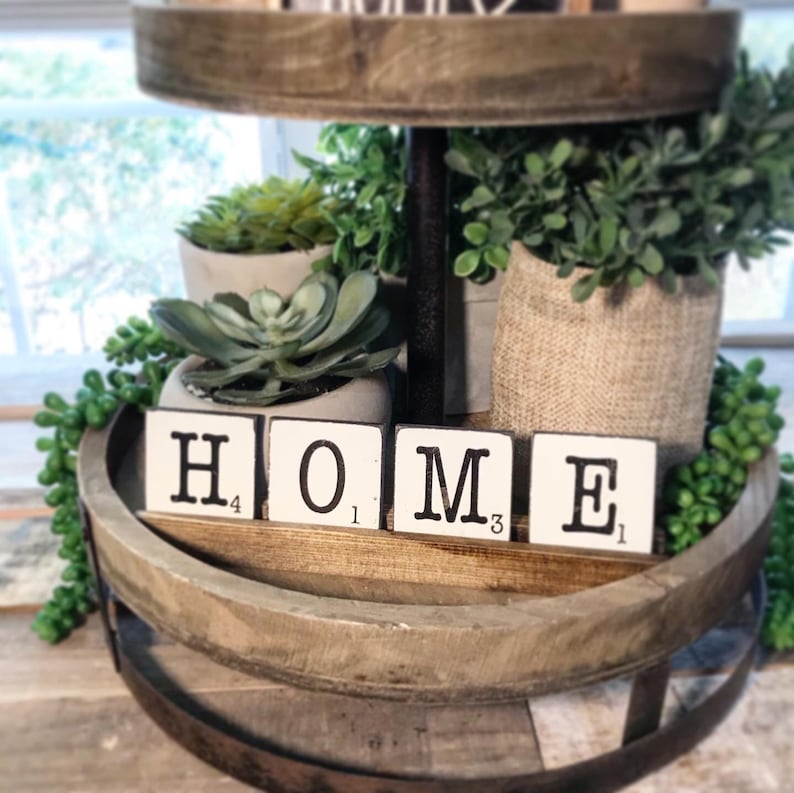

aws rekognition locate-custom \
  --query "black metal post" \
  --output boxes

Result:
[405,127,448,426]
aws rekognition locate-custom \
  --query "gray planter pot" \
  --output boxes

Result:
[445,271,504,416]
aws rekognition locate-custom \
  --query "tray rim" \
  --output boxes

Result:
[132,4,741,126]
[78,406,778,703]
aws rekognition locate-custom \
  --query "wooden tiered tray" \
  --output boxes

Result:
[111,6,767,789]
[133,4,740,125]
[78,408,778,704]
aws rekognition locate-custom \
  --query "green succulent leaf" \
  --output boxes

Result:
[150,299,252,364]
[549,139,573,169]
[298,271,377,355]
[211,292,252,319]
[543,213,567,231]
[599,217,618,256]
[204,300,265,344]
[483,245,510,270]
[181,355,273,388]
[571,269,603,302]
[248,289,285,325]
[636,243,664,275]
[214,382,298,407]
[461,185,497,212]
[463,222,490,246]
[649,208,681,239]
[524,153,545,176]
[454,249,481,277]
[444,149,477,177]
[329,347,401,378]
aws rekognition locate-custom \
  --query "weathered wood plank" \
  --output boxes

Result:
[622,661,671,745]
[132,5,739,126]
[1,609,790,792]
[139,510,660,602]
[0,516,60,608]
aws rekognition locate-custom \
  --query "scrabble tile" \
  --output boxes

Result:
[393,425,513,540]
[145,408,259,519]
[268,418,384,530]
[528,432,657,553]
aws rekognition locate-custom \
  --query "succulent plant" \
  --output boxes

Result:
[151,271,400,406]
[178,176,339,255]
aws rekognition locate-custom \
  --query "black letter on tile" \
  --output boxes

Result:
[414,446,490,524]
[170,432,230,506]
[299,440,346,514]
[562,456,617,535]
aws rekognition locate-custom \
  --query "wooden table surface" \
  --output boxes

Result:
[2,347,794,791]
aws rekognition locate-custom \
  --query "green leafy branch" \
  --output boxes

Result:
[294,124,407,277]
[445,51,794,299]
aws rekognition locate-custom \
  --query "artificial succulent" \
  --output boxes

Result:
[151,271,399,406]
[178,176,339,254]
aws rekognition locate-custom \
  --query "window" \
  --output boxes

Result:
[0,19,321,402]
[719,3,794,341]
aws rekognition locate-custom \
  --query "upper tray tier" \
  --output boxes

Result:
[133,3,740,126]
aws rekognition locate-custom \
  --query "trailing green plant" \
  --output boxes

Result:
[178,176,338,254]
[445,51,794,300]
[764,455,794,650]
[662,356,784,553]
[151,271,400,407]
[294,125,407,276]
[31,317,185,644]
[659,354,794,652]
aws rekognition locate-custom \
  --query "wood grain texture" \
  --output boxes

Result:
[77,408,778,703]
[138,510,660,604]
[2,608,790,793]
[132,5,739,126]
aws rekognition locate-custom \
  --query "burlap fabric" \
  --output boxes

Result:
[491,242,723,499]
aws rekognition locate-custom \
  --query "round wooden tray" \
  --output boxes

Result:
[78,407,778,704]
[132,3,740,126]
[104,582,763,793]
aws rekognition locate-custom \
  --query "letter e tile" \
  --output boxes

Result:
[528,432,656,553]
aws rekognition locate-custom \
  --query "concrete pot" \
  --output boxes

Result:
[159,355,393,466]
[178,236,333,303]
[445,271,504,416]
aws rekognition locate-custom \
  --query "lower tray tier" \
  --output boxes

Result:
[77,406,778,703]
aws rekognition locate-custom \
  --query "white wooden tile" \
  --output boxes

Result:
[268,418,384,530]
[145,409,259,520]
[528,432,656,553]
[393,426,513,541]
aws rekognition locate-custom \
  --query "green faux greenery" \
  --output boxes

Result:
[294,125,407,277]
[151,271,400,407]
[765,457,794,650]
[446,52,794,299]
[660,355,794,651]
[31,318,185,644]
[663,356,784,554]
[178,176,338,255]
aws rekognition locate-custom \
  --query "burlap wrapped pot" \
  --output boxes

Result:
[491,242,724,499]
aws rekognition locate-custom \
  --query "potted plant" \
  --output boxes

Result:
[152,270,399,439]
[177,176,338,303]
[445,52,794,486]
